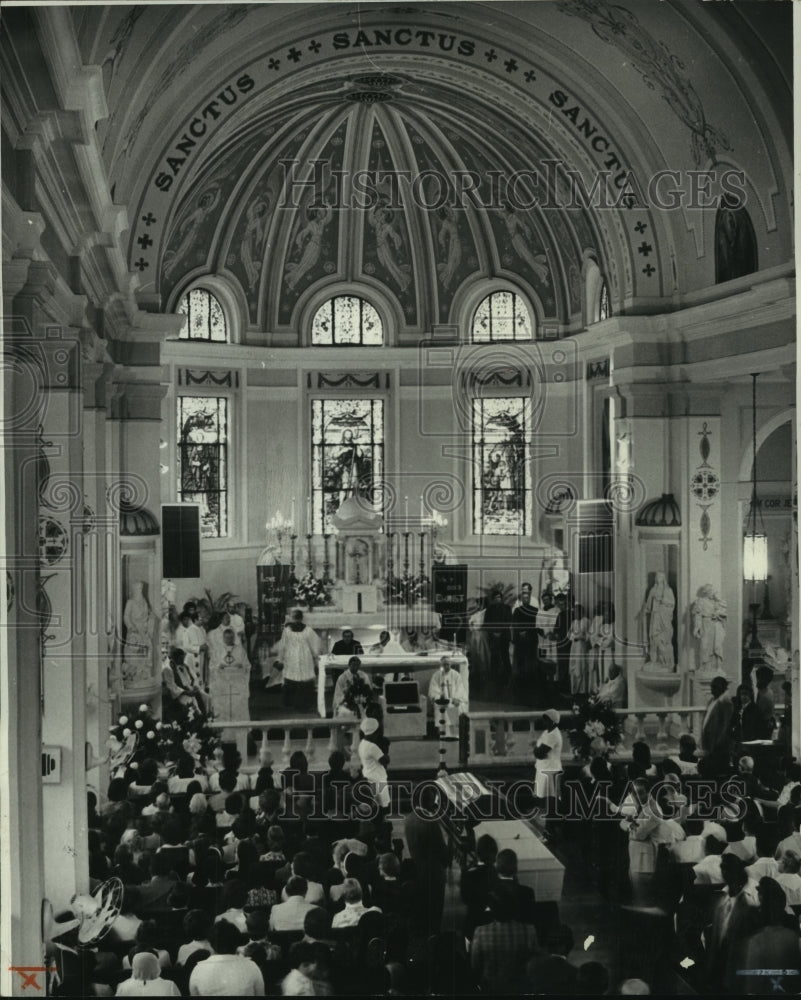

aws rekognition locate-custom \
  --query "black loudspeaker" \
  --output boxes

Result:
[161,504,201,578]
[578,531,613,574]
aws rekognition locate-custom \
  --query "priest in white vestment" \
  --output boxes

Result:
[428,656,466,738]
[208,628,251,739]
[332,656,373,716]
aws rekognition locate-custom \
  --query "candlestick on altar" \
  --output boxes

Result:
[306,495,312,535]
[419,531,426,598]
[322,534,331,584]
[289,534,297,582]
[403,531,410,578]
[306,533,313,574]
[404,496,409,532]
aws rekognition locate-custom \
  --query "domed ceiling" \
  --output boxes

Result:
[72,2,793,335]
[158,74,598,331]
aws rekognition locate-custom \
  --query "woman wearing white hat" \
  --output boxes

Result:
[534,708,563,812]
[358,716,391,816]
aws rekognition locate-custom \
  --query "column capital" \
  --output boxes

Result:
[111,380,169,421]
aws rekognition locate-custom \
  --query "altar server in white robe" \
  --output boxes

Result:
[209,628,251,739]
[275,609,320,712]
[174,611,208,680]
[428,656,466,738]
[358,716,390,811]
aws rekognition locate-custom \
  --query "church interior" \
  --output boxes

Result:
[1,1,798,995]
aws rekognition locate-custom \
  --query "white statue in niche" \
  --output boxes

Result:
[691,583,727,674]
[616,421,633,473]
[643,571,676,670]
[123,580,155,676]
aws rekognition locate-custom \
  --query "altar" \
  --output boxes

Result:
[318,651,469,718]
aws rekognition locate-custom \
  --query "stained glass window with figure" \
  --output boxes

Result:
[177,396,229,537]
[312,399,384,533]
[472,397,531,535]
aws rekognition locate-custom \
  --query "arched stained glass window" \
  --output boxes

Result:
[177,288,228,342]
[472,291,533,343]
[599,281,610,321]
[311,295,383,345]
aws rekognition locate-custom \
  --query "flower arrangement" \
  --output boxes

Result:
[293,571,331,609]
[107,700,220,771]
[154,707,220,767]
[340,674,377,718]
[107,703,160,768]
[567,695,623,761]
[388,571,429,606]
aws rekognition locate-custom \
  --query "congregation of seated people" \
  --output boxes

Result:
[562,733,801,995]
[68,719,801,997]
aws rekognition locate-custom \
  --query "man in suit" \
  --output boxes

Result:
[269,876,325,932]
[493,848,537,925]
[701,675,734,764]
[524,923,578,995]
[741,877,801,995]
[731,684,765,746]
[403,785,449,937]
[460,834,498,939]
[705,854,759,992]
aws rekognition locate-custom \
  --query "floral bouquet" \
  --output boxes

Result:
[107,703,160,769]
[155,704,220,767]
[340,674,377,719]
[567,695,623,760]
[293,571,331,609]
[108,701,220,772]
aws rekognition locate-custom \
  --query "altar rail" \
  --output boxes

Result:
[209,717,364,773]
[466,706,712,767]
[211,704,786,774]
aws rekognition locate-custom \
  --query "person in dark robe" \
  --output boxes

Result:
[330,627,363,689]
[552,593,571,693]
[484,589,512,696]
[511,585,540,703]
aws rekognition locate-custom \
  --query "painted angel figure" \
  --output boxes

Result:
[163,184,221,279]
[241,194,272,289]
[503,204,549,283]
[369,203,411,291]
[436,205,462,290]
[285,203,333,291]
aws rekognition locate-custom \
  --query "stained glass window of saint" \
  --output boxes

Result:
[312,399,384,533]
[177,288,227,341]
[472,397,531,535]
[472,291,533,342]
[599,281,610,321]
[311,296,383,345]
[177,396,229,537]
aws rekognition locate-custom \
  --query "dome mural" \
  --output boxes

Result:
[158,74,590,334]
